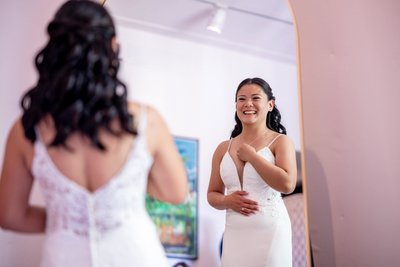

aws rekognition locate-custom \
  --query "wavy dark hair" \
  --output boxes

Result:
[20,0,136,150]
[230,77,287,138]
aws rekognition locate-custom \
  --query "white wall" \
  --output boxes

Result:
[0,1,299,267]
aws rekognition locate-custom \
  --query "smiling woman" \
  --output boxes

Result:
[207,77,297,267]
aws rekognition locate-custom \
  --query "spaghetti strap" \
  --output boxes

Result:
[137,105,147,134]
[267,134,282,148]
[34,126,45,144]
[227,138,233,152]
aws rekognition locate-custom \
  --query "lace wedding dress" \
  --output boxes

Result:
[220,137,292,267]
[32,108,168,267]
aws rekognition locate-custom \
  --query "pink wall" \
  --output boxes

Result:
[289,0,400,266]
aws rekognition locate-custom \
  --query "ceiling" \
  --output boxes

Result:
[104,0,296,63]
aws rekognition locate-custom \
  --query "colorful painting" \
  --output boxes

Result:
[145,136,198,259]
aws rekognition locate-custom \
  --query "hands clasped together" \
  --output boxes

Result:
[226,190,258,216]
[229,144,259,216]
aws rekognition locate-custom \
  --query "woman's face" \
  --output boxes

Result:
[235,84,274,126]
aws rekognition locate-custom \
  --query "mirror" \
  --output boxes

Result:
[104,0,309,266]
[0,0,309,266]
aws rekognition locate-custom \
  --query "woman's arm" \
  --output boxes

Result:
[0,119,46,232]
[145,106,188,205]
[237,135,297,194]
[207,142,228,210]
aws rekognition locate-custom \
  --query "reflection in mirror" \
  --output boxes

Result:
[0,0,309,266]
[104,0,309,267]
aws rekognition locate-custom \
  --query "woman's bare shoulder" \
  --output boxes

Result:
[128,101,161,122]
[274,134,294,147]
[127,101,141,116]
[214,140,231,157]
[218,139,231,149]
[8,118,29,144]
[270,134,295,154]
[5,118,34,162]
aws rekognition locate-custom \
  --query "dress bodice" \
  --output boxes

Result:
[32,110,152,237]
[220,146,283,211]
[219,139,293,267]
[31,107,169,267]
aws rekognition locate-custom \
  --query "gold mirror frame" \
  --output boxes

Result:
[285,0,312,266]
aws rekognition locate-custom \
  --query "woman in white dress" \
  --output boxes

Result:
[208,77,297,267]
[0,1,188,266]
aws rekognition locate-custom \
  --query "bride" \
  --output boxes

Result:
[208,77,297,267]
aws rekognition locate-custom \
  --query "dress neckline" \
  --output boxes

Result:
[33,105,149,196]
[224,147,274,190]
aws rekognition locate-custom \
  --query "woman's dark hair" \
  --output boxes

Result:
[20,0,136,150]
[230,77,287,138]
[172,262,190,267]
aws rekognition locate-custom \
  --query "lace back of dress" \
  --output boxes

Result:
[32,105,153,236]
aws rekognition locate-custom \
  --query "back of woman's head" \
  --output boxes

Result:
[230,77,287,138]
[21,0,135,150]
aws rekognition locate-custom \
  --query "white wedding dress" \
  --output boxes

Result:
[220,136,292,267]
[32,107,168,267]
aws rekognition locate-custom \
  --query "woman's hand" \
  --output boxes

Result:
[236,143,257,163]
[226,190,258,216]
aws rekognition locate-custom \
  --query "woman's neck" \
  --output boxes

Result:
[239,127,271,144]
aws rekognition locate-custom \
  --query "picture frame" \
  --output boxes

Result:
[145,136,199,260]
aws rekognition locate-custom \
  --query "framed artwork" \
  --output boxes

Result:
[145,136,199,260]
